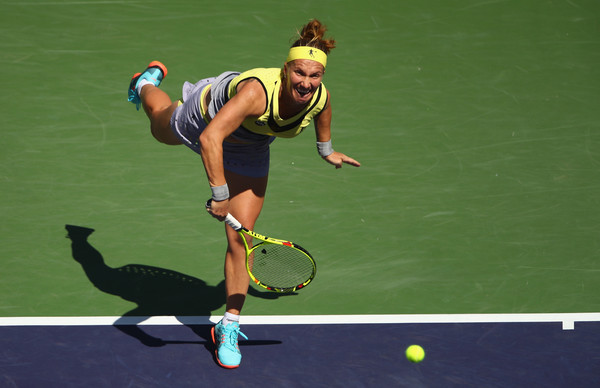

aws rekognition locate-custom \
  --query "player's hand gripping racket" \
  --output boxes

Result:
[206,200,316,293]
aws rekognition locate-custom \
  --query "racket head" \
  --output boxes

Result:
[205,200,317,292]
[240,229,316,293]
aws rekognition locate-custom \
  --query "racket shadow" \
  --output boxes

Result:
[65,224,291,350]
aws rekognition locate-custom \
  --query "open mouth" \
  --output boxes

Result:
[295,87,312,98]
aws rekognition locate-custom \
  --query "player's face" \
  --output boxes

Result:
[283,60,324,105]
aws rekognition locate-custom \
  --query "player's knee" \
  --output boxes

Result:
[226,236,247,255]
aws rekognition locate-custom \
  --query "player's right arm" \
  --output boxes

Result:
[199,80,267,219]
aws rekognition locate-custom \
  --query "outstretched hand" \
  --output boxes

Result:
[323,151,361,169]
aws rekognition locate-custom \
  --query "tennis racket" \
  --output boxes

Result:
[206,200,316,293]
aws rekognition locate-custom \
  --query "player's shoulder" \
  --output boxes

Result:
[231,78,268,116]
[236,77,267,98]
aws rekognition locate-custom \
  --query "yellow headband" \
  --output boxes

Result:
[286,46,327,68]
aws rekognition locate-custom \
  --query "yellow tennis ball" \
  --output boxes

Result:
[406,345,425,363]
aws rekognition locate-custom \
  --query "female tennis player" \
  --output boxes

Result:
[127,19,360,368]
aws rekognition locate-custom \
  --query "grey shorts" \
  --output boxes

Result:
[169,78,273,178]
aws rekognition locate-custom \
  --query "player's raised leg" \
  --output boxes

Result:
[127,61,181,145]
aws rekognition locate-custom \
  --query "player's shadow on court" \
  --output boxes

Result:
[65,224,289,350]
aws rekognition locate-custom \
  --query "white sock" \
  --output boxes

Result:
[222,312,240,326]
[136,79,153,96]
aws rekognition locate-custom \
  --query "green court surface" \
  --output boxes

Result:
[2,0,599,320]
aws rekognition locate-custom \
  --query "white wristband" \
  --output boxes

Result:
[317,140,334,157]
[211,184,229,202]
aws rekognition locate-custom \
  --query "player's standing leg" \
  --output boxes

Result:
[211,171,268,368]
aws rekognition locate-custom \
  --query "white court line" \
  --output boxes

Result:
[0,313,599,330]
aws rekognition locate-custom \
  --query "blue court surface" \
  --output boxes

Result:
[1,316,599,387]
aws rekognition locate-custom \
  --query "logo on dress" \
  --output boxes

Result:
[255,120,266,126]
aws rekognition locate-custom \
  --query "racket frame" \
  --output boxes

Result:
[213,205,316,293]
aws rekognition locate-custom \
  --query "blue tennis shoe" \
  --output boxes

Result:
[211,320,248,368]
[127,60,167,110]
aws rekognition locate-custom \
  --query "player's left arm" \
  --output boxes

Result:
[315,90,361,169]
